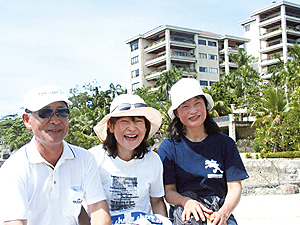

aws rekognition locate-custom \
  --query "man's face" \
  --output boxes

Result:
[23,101,69,148]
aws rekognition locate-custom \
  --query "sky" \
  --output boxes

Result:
[0,0,294,118]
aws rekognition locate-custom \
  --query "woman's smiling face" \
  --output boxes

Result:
[176,96,207,130]
[108,116,146,153]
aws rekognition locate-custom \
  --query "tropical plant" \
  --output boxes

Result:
[0,114,32,151]
[252,87,287,152]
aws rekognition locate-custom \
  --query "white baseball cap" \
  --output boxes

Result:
[23,85,72,111]
[94,94,162,142]
[168,78,214,119]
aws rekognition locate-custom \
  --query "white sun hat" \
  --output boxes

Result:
[23,85,72,112]
[168,78,214,119]
[94,94,162,142]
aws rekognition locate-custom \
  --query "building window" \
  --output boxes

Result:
[208,54,217,60]
[199,53,207,59]
[200,80,208,86]
[199,66,207,72]
[131,41,139,52]
[132,82,139,92]
[208,41,217,47]
[198,39,206,45]
[209,67,218,74]
[131,69,139,78]
[245,24,250,32]
[174,51,188,56]
[131,56,139,65]
[210,81,216,86]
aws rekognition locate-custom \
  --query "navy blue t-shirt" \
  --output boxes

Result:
[157,132,249,202]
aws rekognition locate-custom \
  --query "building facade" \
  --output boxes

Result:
[240,0,300,79]
[125,25,249,93]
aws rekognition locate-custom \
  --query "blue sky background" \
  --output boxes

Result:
[0,0,291,117]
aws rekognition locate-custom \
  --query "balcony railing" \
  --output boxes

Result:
[260,12,280,23]
[145,37,195,50]
[146,53,166,62]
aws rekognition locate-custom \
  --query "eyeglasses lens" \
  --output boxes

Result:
[38,108,70,119]
[118,103,147,111]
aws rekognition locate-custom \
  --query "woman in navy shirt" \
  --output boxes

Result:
[158,78,248,225]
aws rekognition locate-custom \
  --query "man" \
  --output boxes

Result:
[0,85,111,225]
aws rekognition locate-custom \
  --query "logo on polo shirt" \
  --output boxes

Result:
[73,198,83,204]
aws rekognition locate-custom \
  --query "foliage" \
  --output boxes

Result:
[136,68,184,139]
[66,82,127,149]
[252,45,300,154]
[227,49,261,104]
[261,151,300,158]
[0,114,32,151]
[2,45,300,155]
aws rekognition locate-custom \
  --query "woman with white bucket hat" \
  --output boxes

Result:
[157,78,249,225]
[89,94,169,224]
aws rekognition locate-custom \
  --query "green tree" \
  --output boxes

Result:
[227,49,260,103]
[252,87,287,152]
[0,114,32,151]
[66,82,127,149]
[153,68,184,100]
[280,87,300,151]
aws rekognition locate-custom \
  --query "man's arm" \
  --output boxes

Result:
[88,200,111,225]
[4,220,27,225]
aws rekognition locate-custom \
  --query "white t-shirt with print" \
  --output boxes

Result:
[89,145,165,216]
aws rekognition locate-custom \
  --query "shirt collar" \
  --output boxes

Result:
[25,137,75,166]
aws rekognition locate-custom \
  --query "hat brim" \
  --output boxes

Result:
[94,107,162,142]
[168,93,214,119]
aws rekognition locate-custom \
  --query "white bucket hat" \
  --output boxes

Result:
[168,78,214,119]
[94,94,162,142]
[23,85,72,111]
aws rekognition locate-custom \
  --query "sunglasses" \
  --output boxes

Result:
[25,108,70,119]
[111,103,147,113]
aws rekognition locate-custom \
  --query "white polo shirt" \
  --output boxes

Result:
[0,137,106,224]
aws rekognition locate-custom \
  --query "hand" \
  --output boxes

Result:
[182,199,213,222]
[210,211,228,225]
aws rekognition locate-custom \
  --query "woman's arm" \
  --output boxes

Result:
[164,184,212,222]
[150,196,168,217]
[88,200,111,225]
[210,180,242,225]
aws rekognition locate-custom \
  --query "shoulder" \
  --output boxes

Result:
[158,137,176,149]
[88,144,108,165]
[145,150,161,161]
[1,145,27,169]
[210,132,236,144]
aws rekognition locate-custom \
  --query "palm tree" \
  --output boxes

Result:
[154,68,183,100]
[252,87,287,152]
[227,49,260,102]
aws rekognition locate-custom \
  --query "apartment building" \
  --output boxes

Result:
[240,0,300,79]
[125,25,249,93]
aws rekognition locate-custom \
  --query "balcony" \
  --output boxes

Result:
[219,46,240,54]
[145,38,196,54]
[259,13,281,28]
[260,29,282,40]
[145,53,166,67]
[170,53,197,63]
[170,39,196,49]
[145,69,167,81]
[145,39,166,54]
[219,61,238,68]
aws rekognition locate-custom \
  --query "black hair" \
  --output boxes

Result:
[167,95,220,142]
[103,116,151,159]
